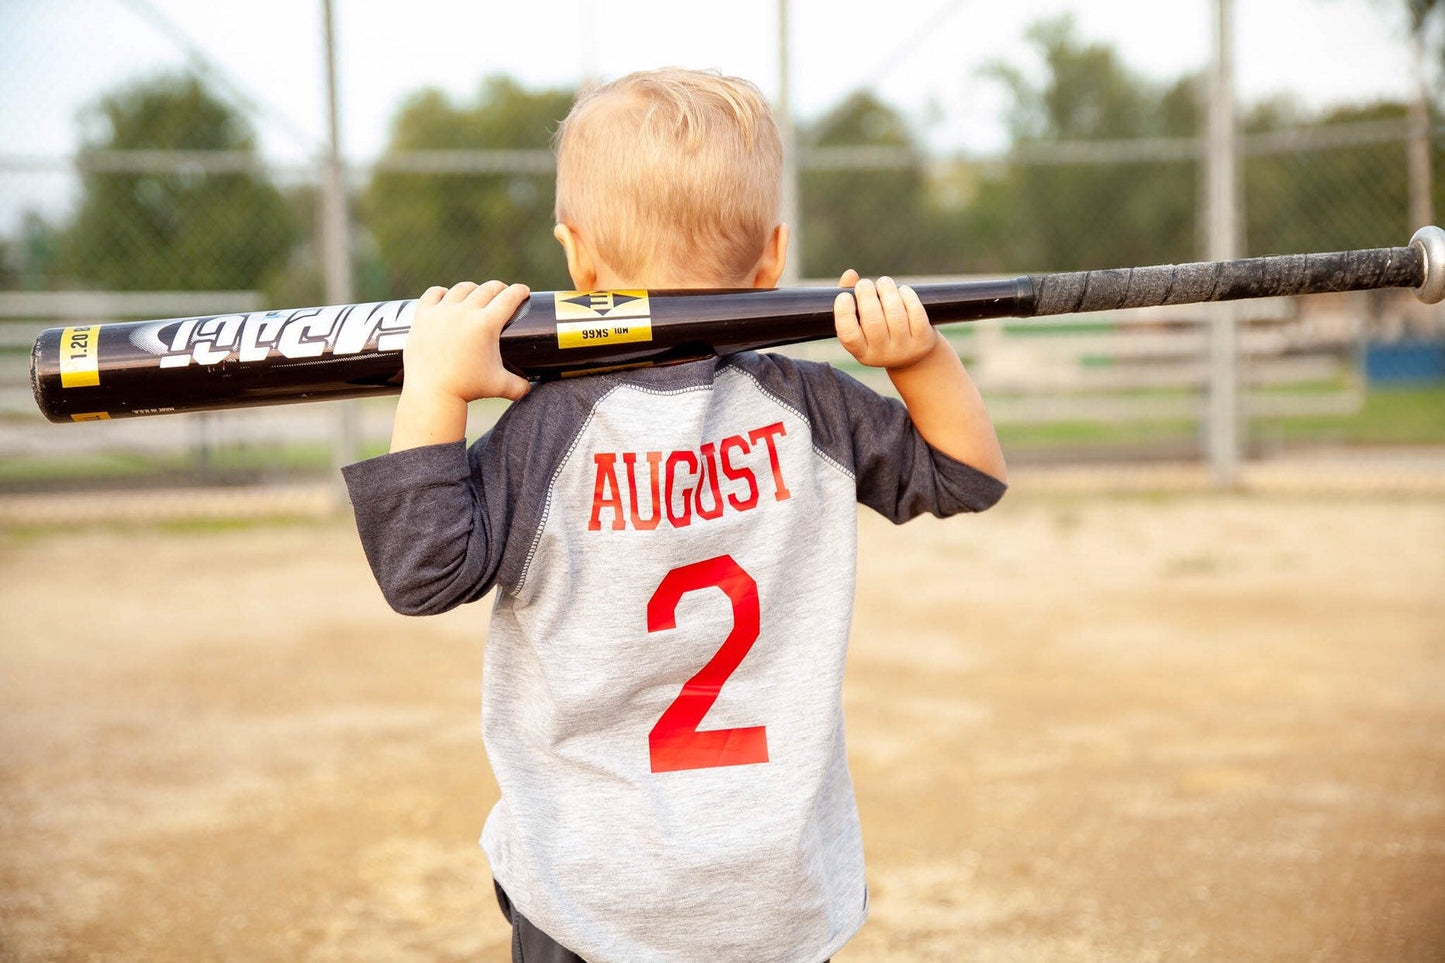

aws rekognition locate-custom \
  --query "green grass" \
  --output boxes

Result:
[1260,384,1445,445]
[0,513,339,545]
[997,416,1200,450]
[0,442,337,489]
[997,385,1445,452]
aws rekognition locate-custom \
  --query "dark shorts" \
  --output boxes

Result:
[494,881,587,963]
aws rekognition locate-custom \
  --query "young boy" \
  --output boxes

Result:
[344,68,1006,962]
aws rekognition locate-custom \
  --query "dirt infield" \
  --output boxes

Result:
[2,491,1443,961]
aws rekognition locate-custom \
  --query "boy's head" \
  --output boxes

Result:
[552,67,786,289]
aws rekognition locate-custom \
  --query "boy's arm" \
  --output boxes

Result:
[343,279,532,617]
[390,280,532,452]
[835,273,1007,482]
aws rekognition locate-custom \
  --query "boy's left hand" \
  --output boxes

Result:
[832,269,1006,479]
[833,270,938,370]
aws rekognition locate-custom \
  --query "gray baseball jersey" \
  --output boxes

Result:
[344,351,1005,962]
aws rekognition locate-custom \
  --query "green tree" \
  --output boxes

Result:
[362,77,575,298]
[0,212,64,290]
[1243,101,1415,255]
[799,91,942,278]
[965,16,1200,272]
[63,73,296,291]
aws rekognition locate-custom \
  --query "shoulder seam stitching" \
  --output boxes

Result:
[725,360,856,483]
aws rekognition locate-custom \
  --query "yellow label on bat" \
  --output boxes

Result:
[70,411,111,422]
[554,290,653,349]
[555,290,650,321]
[59,325,101,388]
[556,318,654,349]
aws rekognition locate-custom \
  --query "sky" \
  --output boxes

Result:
[0,0,1430,230]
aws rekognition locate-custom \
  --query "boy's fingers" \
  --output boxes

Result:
[496,372,532,402]
[838,268,860,288]
[442,281,479,303]
[833,291,863,347]
[900,284,931,341]
[876,276,907,334]
[854,278,886,343]
[483,283,531,327]
[419,286,448,305]
[464,279,509,306]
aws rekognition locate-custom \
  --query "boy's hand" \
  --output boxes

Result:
[390,280,531,452]
[405,280,532,403]
[833,270,938,371]
[833,269,1007,480]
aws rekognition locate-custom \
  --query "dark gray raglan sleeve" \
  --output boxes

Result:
[341,435,512,616]
[738,352,1007,523]
[339,378,614,616]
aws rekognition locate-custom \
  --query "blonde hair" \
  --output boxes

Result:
[553,67,783,285]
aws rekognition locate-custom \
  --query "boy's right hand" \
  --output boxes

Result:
[390,280,531,452]
[405,281,532,403]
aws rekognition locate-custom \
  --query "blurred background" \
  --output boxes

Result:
[2,5,1443,961]
[1,0,1443,501]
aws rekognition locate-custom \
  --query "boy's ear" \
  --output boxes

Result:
[553,223,598,290]
[749,224,789,289]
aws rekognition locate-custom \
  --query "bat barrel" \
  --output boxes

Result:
[29,301,416,422]
[28,282,1032,422]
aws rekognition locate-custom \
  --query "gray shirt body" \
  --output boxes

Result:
[345,352,1005,962]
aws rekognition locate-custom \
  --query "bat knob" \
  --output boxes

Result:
[1410,226,1445,304]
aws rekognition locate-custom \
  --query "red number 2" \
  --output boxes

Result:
[646,555,769,773]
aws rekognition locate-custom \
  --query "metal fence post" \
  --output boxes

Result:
[778,0,801,285]
[321,0,358,497]
[1408,25,1434,232]
[1206,0,1240,487]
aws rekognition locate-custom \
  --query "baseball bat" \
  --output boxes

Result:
[30,227,1445,423]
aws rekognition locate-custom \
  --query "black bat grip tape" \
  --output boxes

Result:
[1030,245,1424,318]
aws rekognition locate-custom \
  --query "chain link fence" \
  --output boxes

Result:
[2,22,1442,504]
